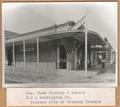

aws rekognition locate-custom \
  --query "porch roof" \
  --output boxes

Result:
[5,29,106,45]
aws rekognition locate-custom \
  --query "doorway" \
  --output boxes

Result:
[7,47,13,66]
[59,46,67,69]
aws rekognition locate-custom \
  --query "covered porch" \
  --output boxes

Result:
[5,30,107,73]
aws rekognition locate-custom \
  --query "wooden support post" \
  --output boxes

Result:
[57,46,59,69]
[85,26,88,77]
[88,45,91,67]
[74,49,77,70]
[23,40,26,71]
[37,37,39,72]
[67,53,69,70]
[13,42,15,67]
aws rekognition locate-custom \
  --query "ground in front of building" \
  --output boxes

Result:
[5,64,115,85]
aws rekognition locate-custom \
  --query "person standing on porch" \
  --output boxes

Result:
[101,57,106,68]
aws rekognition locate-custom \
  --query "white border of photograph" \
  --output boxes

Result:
[2,2,118,87]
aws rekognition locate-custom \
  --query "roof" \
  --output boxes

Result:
[5,20,106,46]
[5,29,106,46]
[5,30,19,40]
[5,20,75,40]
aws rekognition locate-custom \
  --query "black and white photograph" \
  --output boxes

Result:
[2,2,117,87]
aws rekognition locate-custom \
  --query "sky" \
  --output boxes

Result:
[2,2,117,50]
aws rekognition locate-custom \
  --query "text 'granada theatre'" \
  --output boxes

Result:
[5,20,115,73]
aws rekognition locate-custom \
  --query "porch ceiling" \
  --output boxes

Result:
[5,30,106,46]
[38,30,106,45]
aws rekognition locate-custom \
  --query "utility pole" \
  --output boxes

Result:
[84,10,89,77]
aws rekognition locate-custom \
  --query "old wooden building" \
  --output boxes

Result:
[5,20,115,73]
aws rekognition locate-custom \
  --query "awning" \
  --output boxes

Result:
[5,30,106,45]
